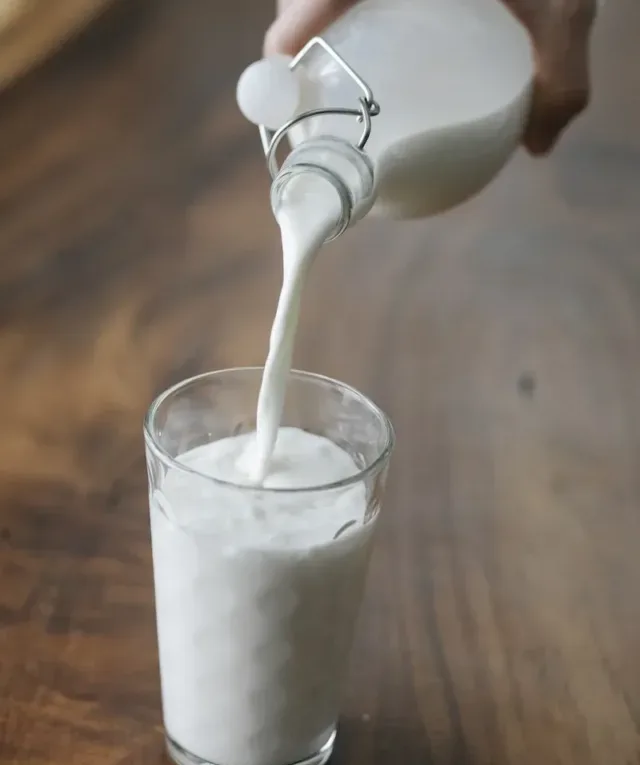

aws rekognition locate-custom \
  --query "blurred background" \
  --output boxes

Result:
[1,1,640,764]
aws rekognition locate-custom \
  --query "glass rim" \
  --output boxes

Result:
[143,367,395,494]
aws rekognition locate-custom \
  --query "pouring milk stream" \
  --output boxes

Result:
[236,0,534,481]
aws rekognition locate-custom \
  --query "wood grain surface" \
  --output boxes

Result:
[0,0,116,90]
[1,1,639,763]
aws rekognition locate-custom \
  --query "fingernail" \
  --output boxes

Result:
[264,21,284,55]
[523,119,560,156]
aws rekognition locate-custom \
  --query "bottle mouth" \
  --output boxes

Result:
[270,161,352,242]
[270,135,376,243]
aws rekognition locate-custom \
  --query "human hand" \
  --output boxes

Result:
[264,0,597,155]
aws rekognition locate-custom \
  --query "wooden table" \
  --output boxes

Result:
[1,1,639,763]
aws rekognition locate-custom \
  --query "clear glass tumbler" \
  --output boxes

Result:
[144,368,394,765]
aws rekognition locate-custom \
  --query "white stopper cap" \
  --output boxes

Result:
[236,55,301,131]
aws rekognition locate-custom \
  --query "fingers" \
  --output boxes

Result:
[516,0,596,154]
[264,0,356,56]
[523,55,590,154]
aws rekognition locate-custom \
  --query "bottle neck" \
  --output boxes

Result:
[270,137,375,242]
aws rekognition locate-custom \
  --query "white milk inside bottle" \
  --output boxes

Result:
[238,0,534,220]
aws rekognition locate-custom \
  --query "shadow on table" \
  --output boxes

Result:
[333,715,434,765]
[119,718,435,765]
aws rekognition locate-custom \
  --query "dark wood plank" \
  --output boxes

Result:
[0,1,639,763]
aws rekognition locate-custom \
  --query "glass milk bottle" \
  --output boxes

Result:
[237,0,534,231]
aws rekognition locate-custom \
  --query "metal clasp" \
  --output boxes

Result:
[259,37,380,180]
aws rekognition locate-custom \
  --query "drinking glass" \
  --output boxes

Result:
[144,367,394,765]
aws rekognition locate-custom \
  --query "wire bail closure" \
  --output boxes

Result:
[259,37,380,180]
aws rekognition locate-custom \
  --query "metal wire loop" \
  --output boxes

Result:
[258,37,379,180]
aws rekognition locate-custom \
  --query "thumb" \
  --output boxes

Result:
[264,0,355,56]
